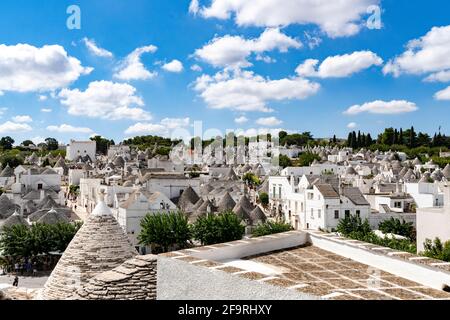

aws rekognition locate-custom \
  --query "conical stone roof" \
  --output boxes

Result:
[36,195,59,211]
[0,164,14,177]
[37,208,70,225]
[226,168,239,181]
[0,194,17,219]
[42,197,137,300]
[217,192,236,213]
[249,206,266,225]
[233,195,254,215]
[178,186,200,211]
[0,211,29,230]
[443,164,450,179]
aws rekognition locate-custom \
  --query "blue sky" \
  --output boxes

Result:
[0,0,449,144]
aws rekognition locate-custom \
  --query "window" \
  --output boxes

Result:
[301,202,304,211]
[318,194,321,200]
[295,202,298,212]
[394,201,402,208]
[310,208,314,219]
[334,210,339,219]
[356,210,360,218]
[279,186,282,198]
[308,193,313,200]
[37,183,43,190]
[318,209,321,218]
[273,186,276,198]
[345,210,350,219]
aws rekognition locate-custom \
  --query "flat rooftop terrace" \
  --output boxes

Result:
[244,245,450,300]
[158,231,450,300]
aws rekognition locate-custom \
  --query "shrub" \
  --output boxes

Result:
[138,212,191,253]
[422,238,450,262]
[259,192,269,207]
[252,221,293,237]
[191,211,245,246]
[336,215,417,254]
[378,218,415,241]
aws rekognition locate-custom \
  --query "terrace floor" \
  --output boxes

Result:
[244,245,450,300]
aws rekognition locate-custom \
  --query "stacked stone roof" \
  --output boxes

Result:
[42,197,137,300]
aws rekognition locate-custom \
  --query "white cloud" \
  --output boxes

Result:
[255,54,276,63]
[256,116,283,126]
[58,80,152,121]
[38,95,48,101]
[0,44,92,93]
[194,69,320,112]
[424,70,450,83]
[434,86,450,100]
[347,122,358,129]
[194,0,380,38]
[31,136,45,145]
[191,64,203,72]
[234,116,248,124]
[162,59,184,73]
[304,31,322,49]
[189,0,200,15]
[0,107,7,117]
[82,38,113,58]
[114,45,158,81]
[47,124,93,134]
[384,25,450,77]
[194,28,301,68]
[125,117,190,136]
[12,115,32,123]
[0,121,32,133]
[296,51,383,78]
[344,100,418,115]
[234,127,286,137]
[41,108,52,113]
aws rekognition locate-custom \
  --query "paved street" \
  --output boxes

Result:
[0,275,48,289]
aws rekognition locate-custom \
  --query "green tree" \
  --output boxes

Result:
[336,215,372,237]
[138,212,191,253]
[0,136,15,150]
[259,192,269,207]
[90,135,115,155]
[297,152,320,166]
[276,155,292,168]
[378,218,415,241]
[243,172,261,186]
[252,221,293,237]
[0,222,81,261]
[45,138,59,151]
[21,140,35,147]
[191,211,245,246]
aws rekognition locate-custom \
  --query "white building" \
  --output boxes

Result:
[269,173,370,231]
[107,144,130,159]
[116,190,177,253]
[66,140,96,161]
[145,172,200,201]
[405,181,444,208]
[280,164,345,177]
[417,184,450,252]
[148,156,184,172]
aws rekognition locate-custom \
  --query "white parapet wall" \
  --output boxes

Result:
[308,231,450,291]
[157,231,315,300]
